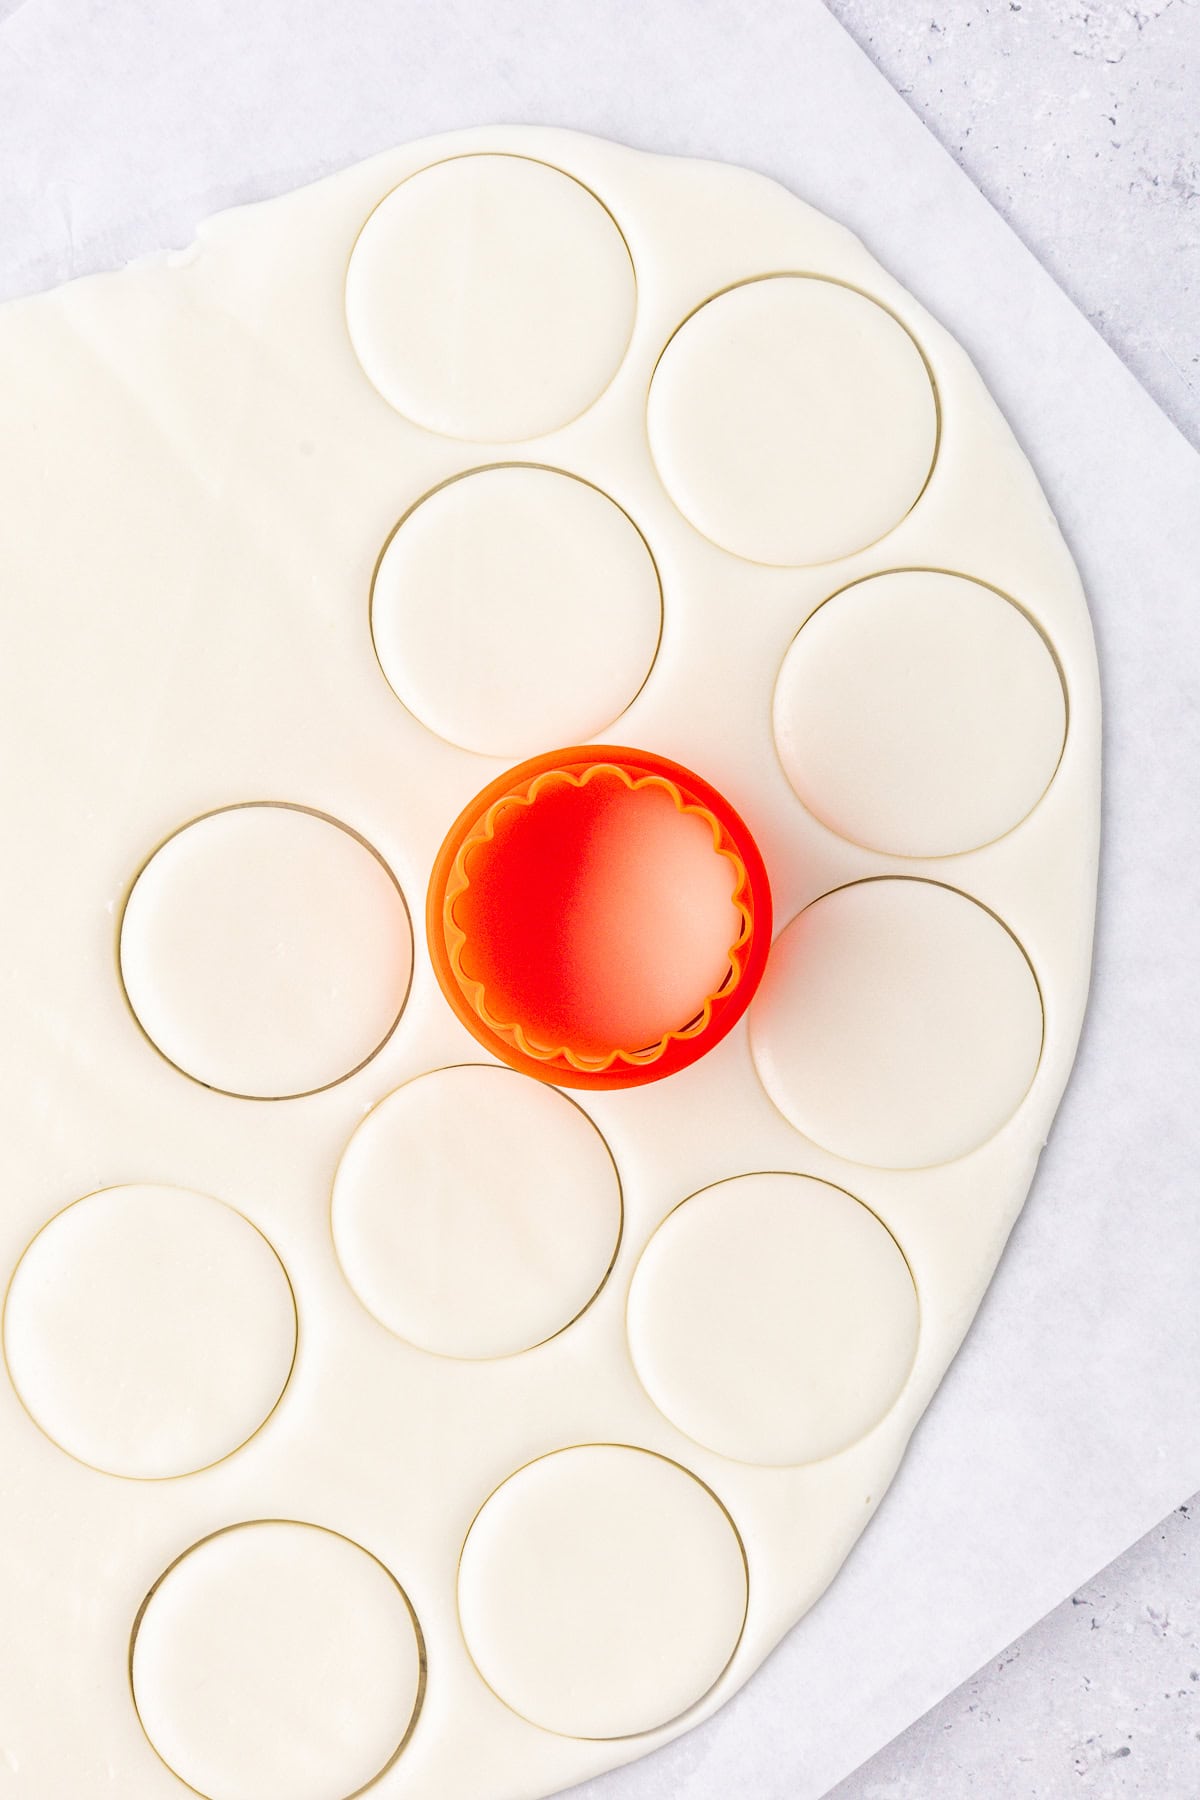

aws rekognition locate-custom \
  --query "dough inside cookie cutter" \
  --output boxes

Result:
[427,745,773,1086]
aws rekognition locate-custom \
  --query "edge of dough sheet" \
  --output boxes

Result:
[0,124,1100,1800]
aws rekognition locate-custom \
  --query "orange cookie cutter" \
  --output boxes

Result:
[426,745,773,1089]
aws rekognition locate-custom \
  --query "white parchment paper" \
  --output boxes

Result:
[1,3,1197,1796]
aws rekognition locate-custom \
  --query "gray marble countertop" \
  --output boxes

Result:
[827,0,1199,449]
[824,2,1199,1792]
[831,1502,1199,1796]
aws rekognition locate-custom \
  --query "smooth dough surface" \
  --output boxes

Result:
[371,465,662,757]
[751,879,1045,1169]
[3,1185,295,1479]
[457,1446,748,1739]
[119,804,413,1098]
[627,1173,919,1466]
[130,1521,424,1800]
[773,570,1067,856]
[0,125,1099,1800]
[331,1064,622,1358]
[346,154,636,441]
[647,277,938,565]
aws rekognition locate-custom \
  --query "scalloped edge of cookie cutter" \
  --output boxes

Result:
[426,746,773,1090]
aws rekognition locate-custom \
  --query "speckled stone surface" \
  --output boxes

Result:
[832,1501,1199,1797]
[825,0,1200,448]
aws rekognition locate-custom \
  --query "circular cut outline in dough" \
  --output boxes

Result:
[646,273,941,568]
[456,1442,749,1742]
[771,567,1070,858]
[345,152,638,443]
[128,1518,427,1800]
[368,463,664,758]
[625,1171,920,1468]
[329,1061,624,1361]
[117,801,414,1102]
[1,1184,298,1481]
[750,876,1046,1170]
